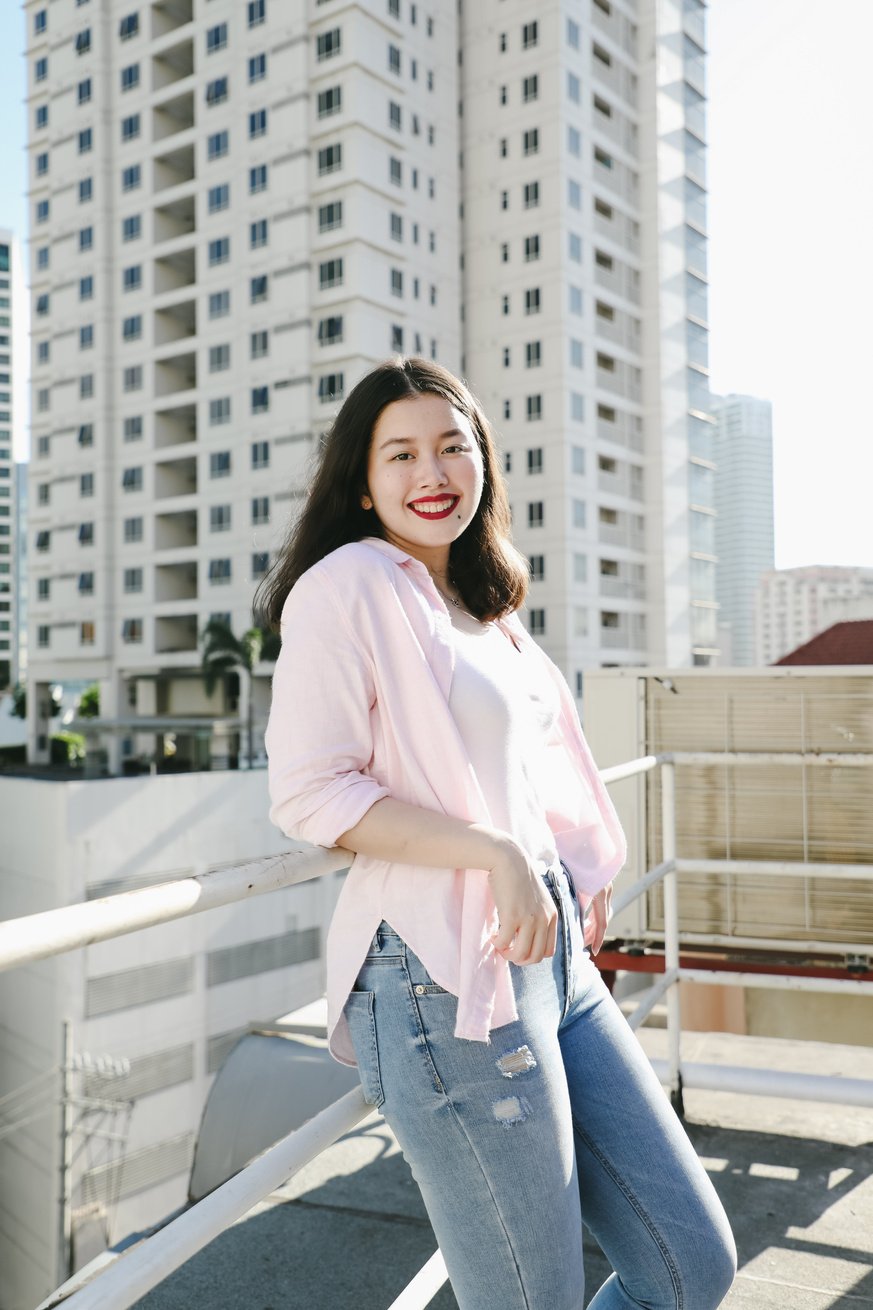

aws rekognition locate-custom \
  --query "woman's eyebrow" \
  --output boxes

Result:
[377,427,465,451]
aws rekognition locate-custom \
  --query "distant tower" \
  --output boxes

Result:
[713,394,774,665]
[0,229,21,689]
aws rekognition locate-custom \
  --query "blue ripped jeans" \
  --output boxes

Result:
[343,862,736,1309]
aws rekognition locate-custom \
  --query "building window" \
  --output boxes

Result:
[123,517,143,543]
[569,232,582,263]
[319,257,344,289]
[122,164,141,191]
[210,452,231,478]
[208,237,230,265]
[317,373,344,403]
[525,341,541,369]
[79,225,94,251]
[250,219,268,249]
[523,234,540,261]
[250,164,268,193]
[527,447,543,474]
[529,608,545,636]
[524,288,541,315]
[390,212,403,242]
[123,567,143,593]
[503,400,511,420]
[390,268,403,297]
[523,182,539,209]
[208,184,230,213]
[210,504,231,532]
[317,87,342,118]
[206,78,228,107]
[318,201,343,232]
[317,316,343,346]
[568,125,581,157]
[248,0,266,28]
[122,315,142,341]
[318,143,342,175]
[209,290,230,318]
[388,43,401,74]
[123,416,143,441]
[36,104,49,129]
[390,156,402,185]
[207,131,229,160]
[250,330,269,359]
[529,554,545,582]
[526,394,543,421]
[206,22,227,53]
[528,501,544,528]
[317,28,342,60]
[568,179,582,210]
[75,28,92,55]
[80,374,95,399]
[251,386,269,415]
[251,496,270,525]
[249,108,267,138]
[209,559,232,585]
[573,500,586,529]
[252,552,270,579]
[209,398,231,426]
[79,128,92,153]
[569,285,583,315]
[391,324,404,351]
[250,275,268,303]
[78,522,94,546]
[34,9,47,35]
[36,200,50,225]
[523,128,539,156]
[567,72,580,103]
[209,344,230,372]
[121,215,141,242]
[251,439,270,468]
[122,466,143,492]
[122,366,141,392]
[571,392,585,422]
[121,113,140,142]
[249,53,267,82]
[35,57,48,83]
[78,423,94,447]
[37,577,51,600]
[389,101,402,130]
[121,62,140,91]
[522,74,538,102]
[119,13,139,40]
[122,618,143,643]
[37,625,50,648]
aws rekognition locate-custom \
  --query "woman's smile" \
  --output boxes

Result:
[408,495,461,519]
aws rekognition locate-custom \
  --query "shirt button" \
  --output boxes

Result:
[414,984,425,995]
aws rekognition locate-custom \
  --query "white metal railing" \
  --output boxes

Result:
[5,750,871,1309]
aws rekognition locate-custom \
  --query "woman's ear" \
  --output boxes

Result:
[361,492,373,510]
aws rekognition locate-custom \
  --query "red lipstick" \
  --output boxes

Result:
[408,495,460,520]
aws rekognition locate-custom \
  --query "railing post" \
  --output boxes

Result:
[660,761,683,1115]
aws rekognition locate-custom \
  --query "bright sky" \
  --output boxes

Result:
[2,1,871,568]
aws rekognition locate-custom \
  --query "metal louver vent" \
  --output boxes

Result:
[207,1028,246,1073]
[207,926,320,987]
[644,675,873,947]
[81,1132,194,1205]
[85,957,195,1018]
[84,1043,194,1100]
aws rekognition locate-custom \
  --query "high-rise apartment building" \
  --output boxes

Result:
[755,565,873,666]
[713,393,774,665]
[0,230,17,689]
[25,0,713,764]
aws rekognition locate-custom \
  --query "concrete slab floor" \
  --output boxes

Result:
[133,1032,873,1310]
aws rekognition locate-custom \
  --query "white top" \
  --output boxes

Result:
[446,608,560,874]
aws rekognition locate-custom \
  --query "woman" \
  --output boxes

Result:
[261,358,736,1309]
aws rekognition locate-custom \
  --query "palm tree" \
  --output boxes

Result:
[200,618,280,768]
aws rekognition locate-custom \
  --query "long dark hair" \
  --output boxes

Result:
[255,356,529,629]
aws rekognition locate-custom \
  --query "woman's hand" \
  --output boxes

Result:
[487,838,558,965]
[583,883,613,955]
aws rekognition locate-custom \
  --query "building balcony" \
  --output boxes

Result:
[152,37,194,92]
[152,0,194,42]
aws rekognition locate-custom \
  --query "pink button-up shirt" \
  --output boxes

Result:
[265,538,626,1066]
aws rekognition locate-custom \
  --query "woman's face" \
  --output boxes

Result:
[363,393,485,573]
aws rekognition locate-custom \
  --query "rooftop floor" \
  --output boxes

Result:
[133,1029,873,1310]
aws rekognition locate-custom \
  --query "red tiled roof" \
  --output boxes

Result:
[774,620,873,665]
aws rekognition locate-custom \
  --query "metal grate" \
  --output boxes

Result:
[81,1132,194,1205]
[85,957,195,1018]
[206,925,320,987]
[84,1043,194,1100]
[645,678,873,945]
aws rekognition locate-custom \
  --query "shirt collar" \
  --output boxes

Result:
[360,535,429,574]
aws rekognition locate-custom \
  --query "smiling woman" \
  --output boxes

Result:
[258,356,735,1309]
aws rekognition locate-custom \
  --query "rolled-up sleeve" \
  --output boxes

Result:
[265,565,390,847]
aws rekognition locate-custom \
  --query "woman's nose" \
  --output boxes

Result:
[418,456,449,486]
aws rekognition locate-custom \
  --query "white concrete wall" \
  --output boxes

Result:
[0,769,342,1309]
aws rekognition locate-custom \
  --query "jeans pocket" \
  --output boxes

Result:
[343,990,385,1109]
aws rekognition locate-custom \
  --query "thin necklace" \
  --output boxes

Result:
[431,578,480,622]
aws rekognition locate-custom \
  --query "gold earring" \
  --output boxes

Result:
[361,495,372,510]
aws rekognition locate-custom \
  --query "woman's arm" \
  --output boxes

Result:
[339,798,559,966]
